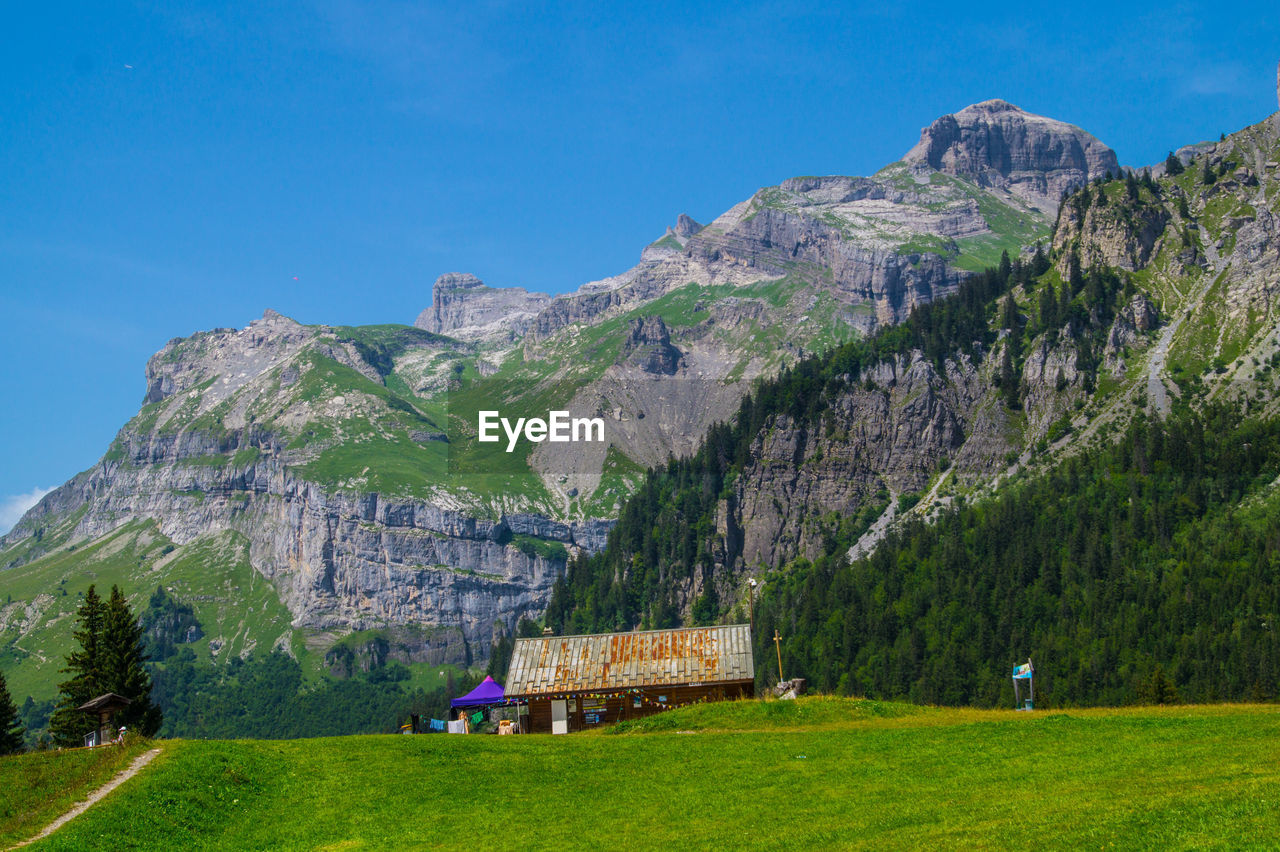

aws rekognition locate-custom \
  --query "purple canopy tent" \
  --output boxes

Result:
[450,675,507,708]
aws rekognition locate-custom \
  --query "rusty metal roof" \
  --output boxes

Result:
[505,624,754,696]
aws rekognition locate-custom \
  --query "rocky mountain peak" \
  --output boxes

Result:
[903,100,1119,213]
[433,272,487,292]
[414,273,550,343]
[674,213,703,238]
[252,308,302,330]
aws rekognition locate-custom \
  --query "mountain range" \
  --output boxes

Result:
[7,90,1276,721]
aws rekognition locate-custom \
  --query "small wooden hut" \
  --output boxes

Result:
[506,625,754,734]
[77,693,131,747]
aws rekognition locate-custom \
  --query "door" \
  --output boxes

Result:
[551,700,568,735]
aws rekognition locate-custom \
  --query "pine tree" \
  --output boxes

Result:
[1038,280,1058,330]
[1066,250,1083,297]
[1059,273,1072,324]
[999,292,1018,332]
[1164,152,1184,176]
[1139,665,1180,705]
[101,586,161,735]
[999,344,1020,410]
[48,585,106,746]
[1031,243,1049,276]
[0,668,25,755]
[1202,159,1216,185]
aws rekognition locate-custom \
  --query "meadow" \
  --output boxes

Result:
[0,736,154,848]
[4,698,1280,850]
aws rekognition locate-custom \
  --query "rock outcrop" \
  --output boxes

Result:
[904,99,1119,213]
[619,316,684,375]
[414,273,550,343]
[723,352,983,574]
[675,213,702,238]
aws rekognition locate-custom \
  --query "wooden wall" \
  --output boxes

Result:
[521,681,753,734]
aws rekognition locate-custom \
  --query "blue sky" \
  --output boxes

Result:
[2,0,1278,530]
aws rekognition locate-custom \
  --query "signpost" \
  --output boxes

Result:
[1012,659,1034,711]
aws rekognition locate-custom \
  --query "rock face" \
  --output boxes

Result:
[620,316,684,375]
[2,311,616,668]
[1054,190,1171,272]
[674,213,702,238]
[414,273,550,343]
[722,352,986,575]
[10,421,607,660]
[324,626,474,677]
[904,99,1119,213]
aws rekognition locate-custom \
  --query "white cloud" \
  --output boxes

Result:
[0,487,54,536]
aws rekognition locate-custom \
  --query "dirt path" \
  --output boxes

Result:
[10,747,163,849]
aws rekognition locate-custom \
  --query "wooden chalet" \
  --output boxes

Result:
[506,625,754,734]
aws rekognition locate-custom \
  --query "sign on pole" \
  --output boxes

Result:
[1011,659,1034,711]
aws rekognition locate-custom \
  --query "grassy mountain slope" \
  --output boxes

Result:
[0,522,294,709]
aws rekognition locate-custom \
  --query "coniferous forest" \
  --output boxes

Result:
[752,404,1280,706]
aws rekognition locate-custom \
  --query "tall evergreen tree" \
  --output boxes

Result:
[0,668,24,755]
[1067,250,1083,296]
[1038,281,1058,331]
[999,292,1018,332]
[48,585,106,746]
[102,585,161,735]
[1030,243,1049,276]
[1164,152,1184,175]
[999,344,1019,410]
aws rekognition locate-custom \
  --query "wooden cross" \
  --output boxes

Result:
[774,629,784,683]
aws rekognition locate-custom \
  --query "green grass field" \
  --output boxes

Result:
[0,736,154,848]
[6,698,1280,850]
